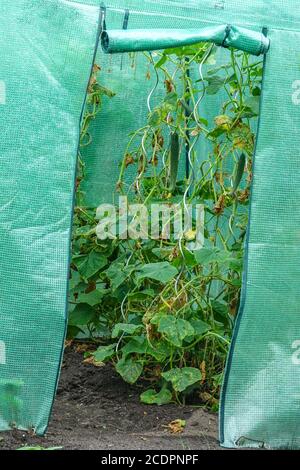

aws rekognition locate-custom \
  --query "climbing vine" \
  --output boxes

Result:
[69,44,262,408]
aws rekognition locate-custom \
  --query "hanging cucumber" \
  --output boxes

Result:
[168,131,180,193]
[232,153,246,195]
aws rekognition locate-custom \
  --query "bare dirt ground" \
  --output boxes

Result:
[0,347,220,450]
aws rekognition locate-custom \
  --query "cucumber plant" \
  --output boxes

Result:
[69,44,263,408]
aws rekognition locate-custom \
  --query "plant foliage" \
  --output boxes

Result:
[69,44,263,408]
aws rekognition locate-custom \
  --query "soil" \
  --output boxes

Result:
[0,346,220,450]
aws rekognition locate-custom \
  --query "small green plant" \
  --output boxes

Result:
[69,44,262,407]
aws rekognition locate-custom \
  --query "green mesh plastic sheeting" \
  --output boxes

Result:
[0,0,101,435]
[3,0,300,449]
[93,0,300,32]
[220,27,300,450]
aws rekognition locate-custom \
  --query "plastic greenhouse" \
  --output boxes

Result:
[1,0,300,450]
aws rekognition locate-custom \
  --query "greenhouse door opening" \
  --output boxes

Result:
[70,38,265,416]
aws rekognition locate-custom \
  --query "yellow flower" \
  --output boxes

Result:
[184,229,197,241]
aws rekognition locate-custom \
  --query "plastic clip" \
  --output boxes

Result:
[100,2,107,33]
[122,9,130,30]
[222,24,232,48]
[120,9,130,70]
[260,26,269,54]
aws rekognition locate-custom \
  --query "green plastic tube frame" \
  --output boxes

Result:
[101,25,270,56]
